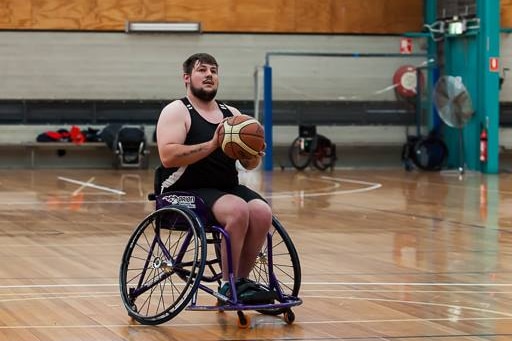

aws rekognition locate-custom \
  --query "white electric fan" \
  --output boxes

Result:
[433,75,475,176]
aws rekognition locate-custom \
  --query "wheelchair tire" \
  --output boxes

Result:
[412,136,448,171]
[119,206,207,325]
[313,140,336,171]
[288,136,315,170]
[251,216,301,315]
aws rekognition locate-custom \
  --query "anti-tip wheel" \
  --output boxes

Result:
[284,309,295,324]
[237,311,251,329]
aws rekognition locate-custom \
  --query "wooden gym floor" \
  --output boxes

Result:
[0,168,511,341]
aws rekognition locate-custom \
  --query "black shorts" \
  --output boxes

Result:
[187,185,266,208]
[161,185,267,224]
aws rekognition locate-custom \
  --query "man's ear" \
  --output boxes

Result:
[183,73,190,85]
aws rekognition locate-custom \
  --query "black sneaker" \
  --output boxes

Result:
[236,278,277,304]
[217,280,253,303]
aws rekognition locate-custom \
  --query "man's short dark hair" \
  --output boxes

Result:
[183,53,218,74]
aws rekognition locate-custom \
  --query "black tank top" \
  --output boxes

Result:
[160,97,238,192]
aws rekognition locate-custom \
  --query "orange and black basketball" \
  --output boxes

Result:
[218,115,265,160]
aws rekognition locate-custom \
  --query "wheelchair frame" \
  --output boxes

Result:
[119,190,302,328]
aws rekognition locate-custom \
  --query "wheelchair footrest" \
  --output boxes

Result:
[187,297,302,312]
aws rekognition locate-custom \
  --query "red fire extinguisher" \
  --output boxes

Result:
[480,125,488,163]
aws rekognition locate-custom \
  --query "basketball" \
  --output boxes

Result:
[218,115,265,160]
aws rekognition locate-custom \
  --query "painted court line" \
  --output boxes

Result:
[5,175,380,205]
[0,317,511,330]
[1,281,511,289]
[71,176,95,196]
[58,176,126,195]
[268,176,382,199]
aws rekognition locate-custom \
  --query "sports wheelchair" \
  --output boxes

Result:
[113,126,149,169]
[288,125,337,171]
[119,168,302,328]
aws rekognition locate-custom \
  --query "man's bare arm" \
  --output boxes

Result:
[157,101,220,168]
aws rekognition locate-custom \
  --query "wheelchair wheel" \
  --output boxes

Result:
[250,216,301,315]
[313,142,336,171]
[288,136,314,170]
[119,206,207,325]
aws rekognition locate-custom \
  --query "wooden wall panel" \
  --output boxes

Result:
[2,0,512,33]
[81,0,166,30]
[330,0,423,34]
[294,0,332,33]
[31,0,92,30]
[0,0,32,29]
[30,0,166,31]
[2,0,510,33]
[164,0,423,34]
[164,0,298,33]
[503,0,512,28]
[231,0,297,32]
[0,0,166,31]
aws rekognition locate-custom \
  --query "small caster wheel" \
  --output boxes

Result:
[283,309,295,324]
[237,311,251,329]
[130,304,138,312]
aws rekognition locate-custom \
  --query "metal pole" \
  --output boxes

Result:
[263,65,273,171]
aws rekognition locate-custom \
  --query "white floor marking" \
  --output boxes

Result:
[5,175,381,205]
[307,295,512,318]
[71,176,95,196]
[58,176,126,195]
[1,281,511,289]
[268,176,381,199]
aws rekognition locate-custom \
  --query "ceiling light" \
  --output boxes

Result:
[125,21,201,33]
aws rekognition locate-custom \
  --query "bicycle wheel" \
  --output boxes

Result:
[288,136,314,170]
[119,206,207,325]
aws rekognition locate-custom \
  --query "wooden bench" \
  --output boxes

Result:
[0,141,157,169]
[0,124,158,169]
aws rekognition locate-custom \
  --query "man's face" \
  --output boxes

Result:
[186,60,218,101]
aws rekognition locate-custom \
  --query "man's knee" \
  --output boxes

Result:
[214,195,250,227]
[248,200,272,225]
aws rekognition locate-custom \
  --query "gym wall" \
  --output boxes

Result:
[0,1,510,114]
[0,31,427,101]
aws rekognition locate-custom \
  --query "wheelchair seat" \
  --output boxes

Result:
[155,191,214,225]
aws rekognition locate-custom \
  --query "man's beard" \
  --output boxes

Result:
[190,83,217,101]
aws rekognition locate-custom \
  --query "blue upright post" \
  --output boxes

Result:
[477,0,500,174]
[443,34,479,171]
[263,65,273,171]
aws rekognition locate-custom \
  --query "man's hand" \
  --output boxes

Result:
[211,119,226,149]
[239,149,265,170]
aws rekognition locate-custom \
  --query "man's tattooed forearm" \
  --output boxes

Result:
[176,144,205,157]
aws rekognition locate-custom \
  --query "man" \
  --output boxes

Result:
[156,53,271,300]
